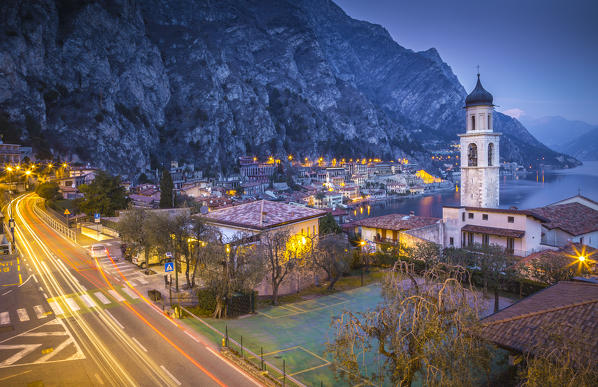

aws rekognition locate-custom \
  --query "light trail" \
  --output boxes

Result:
[13,194,175,386]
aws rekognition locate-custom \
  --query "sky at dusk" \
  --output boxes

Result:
[334,0,598,125]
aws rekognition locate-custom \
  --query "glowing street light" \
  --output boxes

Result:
[6,166,13,172]
[578,255,586,263]
[25,170,32,176]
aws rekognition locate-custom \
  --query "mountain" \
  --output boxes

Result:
[560,128,598,161]
[0,0,579,177]
[519,115,596,151]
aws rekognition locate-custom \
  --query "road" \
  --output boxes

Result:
[0,193,260,386]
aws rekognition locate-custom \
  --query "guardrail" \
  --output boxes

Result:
[33,203,77,243]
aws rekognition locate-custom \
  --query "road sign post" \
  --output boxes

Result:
[64,209,70,228]
[8,218,15,253]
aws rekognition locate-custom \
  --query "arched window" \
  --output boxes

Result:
[487,113,492,130]
[468,143,478,166]
[488,143,494,166]
[471,115,476,131]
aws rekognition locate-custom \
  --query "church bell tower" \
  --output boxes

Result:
[459,73,500,208]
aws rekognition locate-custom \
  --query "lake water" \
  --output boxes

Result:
[351,161,598,219]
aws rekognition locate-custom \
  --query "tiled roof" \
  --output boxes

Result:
[200,200,326,230]
[353,213,440,231]
[528,202,598,236]
[481,281,598,364]
[461,224,525,238]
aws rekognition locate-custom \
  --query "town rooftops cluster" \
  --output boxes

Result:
[200,200,327,230]
[352,213,440,231]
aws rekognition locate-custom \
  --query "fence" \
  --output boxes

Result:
[33,202,77,242]
[179,305,306,387]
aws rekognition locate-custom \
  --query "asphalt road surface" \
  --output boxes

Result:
[0,193,260,386]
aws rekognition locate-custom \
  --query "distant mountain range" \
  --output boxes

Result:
[0,0,579,177]
[519,115,598,160]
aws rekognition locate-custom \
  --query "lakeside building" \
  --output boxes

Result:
[0,142,22,165]
[357,74,598,258]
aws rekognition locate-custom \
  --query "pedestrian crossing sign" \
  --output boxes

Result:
[165,262,174,272]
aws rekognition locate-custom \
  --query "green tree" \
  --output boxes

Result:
[159,169,174,208]
[319,212,342,235]
[116,208,152,273]
[312,234,351,290]
[77,171,129,216]
[36,182,62,202]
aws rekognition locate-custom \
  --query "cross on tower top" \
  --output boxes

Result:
[476,65,480,77]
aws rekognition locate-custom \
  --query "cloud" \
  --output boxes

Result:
[501,108,525,119]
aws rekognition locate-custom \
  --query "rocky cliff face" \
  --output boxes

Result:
[0,0,579,177]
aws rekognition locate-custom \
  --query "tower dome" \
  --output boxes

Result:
[465,74,493,107]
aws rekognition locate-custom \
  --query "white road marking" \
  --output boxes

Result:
[16,308,30,322]
[127,279,137,286]
[136,277,149,285]
[42,293,48,299]
[80,294,97,308]
[1,290,12,296]
[0,344,42,366]
[33,275,38,284]
[184,331,200,343]
[0,312,10,325]
[122,287,139,300]
[39,287,43,292]
[94,292,111,305]
[36,337,74,362]
[65,297,80,312]
[104,310,124,330]
[48,301,64,316]
[131,337,147,352]
[33,305,47,319]
[160,365,182,386]
[108,289,125,302]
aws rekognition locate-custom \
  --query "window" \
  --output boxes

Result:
[468,213,474,219]
[462,213,465,221]
[468,143,478,166]
[508,216,514,223]
[488,143,494,166]
[482,214,488,220]
[482,234,489,245]
[580,237,584,245]
[488,113,492,130]
[449,237,454,246]
[506,237,514,254]
[471,115,476,131]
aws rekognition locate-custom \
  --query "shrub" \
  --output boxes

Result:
[196,288,217,315]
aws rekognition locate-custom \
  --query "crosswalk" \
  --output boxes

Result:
[0,287,143,328]
[96,257,153,286]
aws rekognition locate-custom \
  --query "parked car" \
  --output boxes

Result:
[89,244,107,258]
[132,249,172,268]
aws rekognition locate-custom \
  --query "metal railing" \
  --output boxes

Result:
[33,203,77,243]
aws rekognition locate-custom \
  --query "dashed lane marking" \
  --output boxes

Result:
[122,287,139,300]
[94,292,111,305]
[16,309,29,322]
[65,297,80,312]
[80,294,97,308]
[33,305,48,319]
[131,337,147,352]
[160,365,182,386]
[0,312,10,325]
[104,310,124,330]
[108,289,125,302]
[48,301,64,316]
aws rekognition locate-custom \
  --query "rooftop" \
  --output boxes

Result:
[353,213,440,231]
[528,202,598,236]
[481,281,598,365]
[444,205,549,222]
[200,200,326,230]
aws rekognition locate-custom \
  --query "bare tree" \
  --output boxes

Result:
[520,253,580,285]
[312,234,351,290]
[326,261,492,386]
[259,229,306,305]
[471,244,518,313]
[197,233,264,318]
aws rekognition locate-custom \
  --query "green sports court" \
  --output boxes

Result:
[183,284,384,386]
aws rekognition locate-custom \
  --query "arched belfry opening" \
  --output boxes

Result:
[468,143,478,167]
